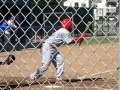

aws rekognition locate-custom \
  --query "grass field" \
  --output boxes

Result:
[81,36,118,45]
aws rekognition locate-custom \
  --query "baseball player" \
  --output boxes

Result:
[0,17,16,65]
[0,17,17,35]
[0,17,17,51]
[30,18,88,84]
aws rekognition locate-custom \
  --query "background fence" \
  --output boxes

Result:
[0,0,119,90]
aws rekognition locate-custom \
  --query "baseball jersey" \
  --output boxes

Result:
[0,20,16,31]
[45,28,73,47]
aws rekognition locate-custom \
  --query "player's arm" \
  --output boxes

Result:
[8,22,17,29]
[69,21,91,45]
[63,31,87,45]
[71,32,88,45]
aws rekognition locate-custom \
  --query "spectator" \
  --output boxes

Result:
[0,17,17,51]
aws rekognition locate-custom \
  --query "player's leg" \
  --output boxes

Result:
[30,61,51,81]
[0,34,3,51]
[30,51,52,81]
[30,45,54,81]
[4,31,11,51]
[53,53,67,84]
[55,54,64,81]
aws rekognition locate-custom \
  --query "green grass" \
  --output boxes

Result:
[81,36,118,46]
[32,36,118,47]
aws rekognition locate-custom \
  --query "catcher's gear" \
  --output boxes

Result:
[4,54,16,65]
[61,18,73,30]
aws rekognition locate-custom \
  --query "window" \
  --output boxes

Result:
[75,2,79,7]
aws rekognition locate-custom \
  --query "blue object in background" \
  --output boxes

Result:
[0,21,10,31]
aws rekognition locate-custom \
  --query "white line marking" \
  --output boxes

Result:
[44,85,62,88]
[77,70,116,79]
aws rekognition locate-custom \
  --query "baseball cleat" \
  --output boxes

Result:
[30,72,38,81]
[30,69,42,82]
[29,68,43,85]
[55,80,67,86]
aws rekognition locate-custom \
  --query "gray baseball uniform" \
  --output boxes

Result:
[36,28,73,80]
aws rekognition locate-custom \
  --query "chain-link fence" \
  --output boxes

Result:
[0,0,119,90]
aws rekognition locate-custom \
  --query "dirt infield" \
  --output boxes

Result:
[0,43,118,90]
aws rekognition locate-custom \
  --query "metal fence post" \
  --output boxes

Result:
[118,0,120,90]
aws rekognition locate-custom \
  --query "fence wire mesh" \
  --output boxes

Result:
[0,0,119,90]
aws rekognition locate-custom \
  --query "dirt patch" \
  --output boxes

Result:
[0,43,118,90]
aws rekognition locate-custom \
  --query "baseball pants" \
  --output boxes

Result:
[37,43,64,80]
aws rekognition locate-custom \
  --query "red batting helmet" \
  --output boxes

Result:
[61,18,73,30]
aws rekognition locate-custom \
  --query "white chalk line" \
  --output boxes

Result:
[44,85,62,88]
[43,70,116,89]
[44,85,114,90]
[77,69,116,80]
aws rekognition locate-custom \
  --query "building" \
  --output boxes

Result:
[93,0,118,20]
[64,0,90,7]
[106,0,118,15]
